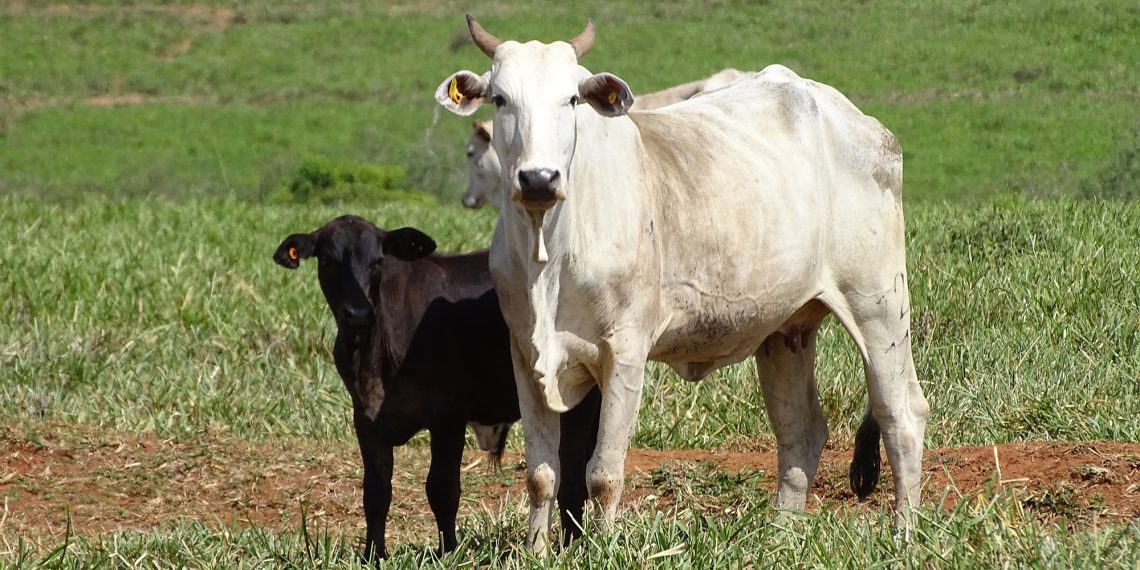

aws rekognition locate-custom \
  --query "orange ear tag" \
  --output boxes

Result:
[449,78,465,104]
[607,91,618,105]
[288,247,298,261]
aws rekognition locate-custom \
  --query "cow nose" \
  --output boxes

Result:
[518,168,561,203]
[461,193,484,209]
[340,305,373,328]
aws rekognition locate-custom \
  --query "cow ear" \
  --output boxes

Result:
[274,233,316,269]
[579,72,634,117]
[383,227,437,261]
[472,120,492,143]
[436,71,488,116]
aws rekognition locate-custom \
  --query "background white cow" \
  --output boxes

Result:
[459,69,744,209]
[437,17,928,554]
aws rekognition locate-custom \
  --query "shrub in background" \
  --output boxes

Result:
[268,156,437,205]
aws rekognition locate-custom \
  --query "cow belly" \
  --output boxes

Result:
[650,308,779,382]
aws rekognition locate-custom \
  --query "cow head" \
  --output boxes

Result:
[461,120,502,209]
[437,16,634,216]
[274,216,436,336]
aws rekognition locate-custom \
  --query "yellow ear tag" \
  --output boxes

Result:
[288,247,298,261]
[607,91,618,105]
[449,78,465,104]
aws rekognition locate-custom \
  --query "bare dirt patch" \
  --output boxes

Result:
[80,94,204,108]
[2,423,1137,550]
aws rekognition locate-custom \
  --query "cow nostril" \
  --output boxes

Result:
[518,168,560,201]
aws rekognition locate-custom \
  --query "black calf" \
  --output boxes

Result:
[274,215,598,560]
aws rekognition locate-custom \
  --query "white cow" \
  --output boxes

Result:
[437,17,928,553]
[460,119,501,208]
[460,69,744,209]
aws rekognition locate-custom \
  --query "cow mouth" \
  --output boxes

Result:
[514,190,564,211]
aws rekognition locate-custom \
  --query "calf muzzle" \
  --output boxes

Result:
[339,304,374,330]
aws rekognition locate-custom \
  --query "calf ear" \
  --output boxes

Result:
[579,72,634,117]
[436,71,489,116]
[383,227,437,261]
[273,233,316,269]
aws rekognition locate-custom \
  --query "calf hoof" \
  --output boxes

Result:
[359,545,387,566]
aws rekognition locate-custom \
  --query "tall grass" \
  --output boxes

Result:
[2,197,1137,449]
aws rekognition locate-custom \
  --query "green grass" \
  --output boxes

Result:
[9,483,1140,568]
[2,197,1137,448]
[1,0,1137,201]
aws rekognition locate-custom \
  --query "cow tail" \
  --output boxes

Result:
[848,409,881,499]
[488,423,511,473]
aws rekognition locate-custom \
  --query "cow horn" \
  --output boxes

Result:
[466,15,502,58]
[567,19,595,58]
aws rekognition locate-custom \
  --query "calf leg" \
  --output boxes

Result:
[755,326,828,511]
[511,339,562,555]
[426,423,466,554]
[354,417,393,562]
[558,385,601,545]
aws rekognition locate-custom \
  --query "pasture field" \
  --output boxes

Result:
[2,197,1139,567]
[0,0,1137,202]
[1,0,1139,567]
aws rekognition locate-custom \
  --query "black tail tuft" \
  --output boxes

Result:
[488,423,511,473]
[849,410,882,500]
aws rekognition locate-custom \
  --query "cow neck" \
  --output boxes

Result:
[505,109,648,412]
[544,109,647,264]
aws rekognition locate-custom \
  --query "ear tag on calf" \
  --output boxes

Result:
[449,77,465,104]
[607,91,618,105]
[288,247,298,262]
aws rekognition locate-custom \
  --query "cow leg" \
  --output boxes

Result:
[511,339,562,555]
[833,274,930,527]
[426,423,466,555]
[755,326,828,511]
[586,347,647,529]
[354,417,393,562]
[558,385,601,546]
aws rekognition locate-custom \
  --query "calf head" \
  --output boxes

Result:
[274,215,436,416]
[436,17,634,214]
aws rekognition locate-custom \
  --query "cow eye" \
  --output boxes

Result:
[569,95,580,107]
[491,95,505,108]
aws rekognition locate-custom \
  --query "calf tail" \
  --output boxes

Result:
[849,407,881,499]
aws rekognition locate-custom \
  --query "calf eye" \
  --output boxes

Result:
[492,95,505,108]
[569,95,580,107]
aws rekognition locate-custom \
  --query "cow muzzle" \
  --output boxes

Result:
[461,192,485,209]
[515,168,565,209]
